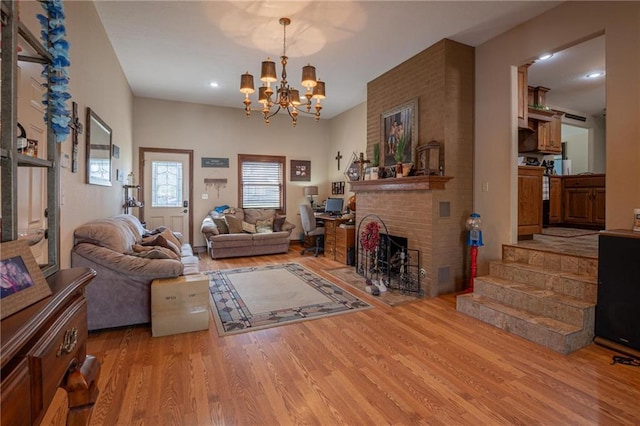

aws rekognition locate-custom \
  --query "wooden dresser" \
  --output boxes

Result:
[1,267,99,426]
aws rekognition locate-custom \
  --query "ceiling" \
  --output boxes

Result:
[527,35,605,118]
[93,1,604,120]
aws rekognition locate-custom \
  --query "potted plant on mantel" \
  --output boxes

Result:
[371,143,380,180]
[394,136,406,177]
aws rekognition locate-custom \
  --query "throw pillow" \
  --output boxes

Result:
[273,215,286,232]
[141,234,181,256]
[256,217,274,234]
[131,244,179,260]
[158,228,182,250]
[242,221,257,234]
[225,215,244,234]
[212,218,229,234]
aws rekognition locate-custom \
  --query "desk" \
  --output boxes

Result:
[315,214,355,263]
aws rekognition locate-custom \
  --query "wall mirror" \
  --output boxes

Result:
[86,107,112,186]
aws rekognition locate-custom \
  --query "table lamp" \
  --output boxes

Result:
[304,186,319,207]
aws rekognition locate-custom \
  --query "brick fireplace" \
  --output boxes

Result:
[357,38,475,296]
[351,176,462,297]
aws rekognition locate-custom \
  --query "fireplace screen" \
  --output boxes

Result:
[356,214,422,295]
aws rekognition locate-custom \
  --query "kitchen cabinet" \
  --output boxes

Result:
[518,85,563,154]
[517,64,531,128]
[563,175,605,228]
[518,114,562,154]
[518,166,543,238]
[549,176,562,224]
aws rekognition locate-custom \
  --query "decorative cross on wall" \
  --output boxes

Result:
[335,151,342,170]
[69,101,83,173]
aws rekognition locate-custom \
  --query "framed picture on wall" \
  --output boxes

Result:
[381,98,418,166]
[290,160,311,181]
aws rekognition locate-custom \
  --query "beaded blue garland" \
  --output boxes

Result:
[36,0,71,143]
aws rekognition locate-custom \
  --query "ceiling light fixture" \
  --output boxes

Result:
[538,53,553,60]
[585,72,604,79]
[209,82,219,88]
[239,17,326,127]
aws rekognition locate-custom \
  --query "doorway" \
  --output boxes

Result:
[139,148,194,244]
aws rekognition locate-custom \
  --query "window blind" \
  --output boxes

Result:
[240,160,283,209]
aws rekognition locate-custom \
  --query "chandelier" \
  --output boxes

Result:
[240,17,326,127]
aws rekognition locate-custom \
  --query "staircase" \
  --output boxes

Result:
[456,243,598,354]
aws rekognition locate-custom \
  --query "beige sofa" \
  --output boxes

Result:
[71,214,200,330]
[201,208,295,259]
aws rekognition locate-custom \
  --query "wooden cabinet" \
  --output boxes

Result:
[324,219,339,259]
[563,175,606,228]
[335,225,355,265]
[518,166,544,238]
[321,217,354,264]
[518,85,563,154]
[517,64,531,128]
[1,268,99,425]
[549,176,562,224]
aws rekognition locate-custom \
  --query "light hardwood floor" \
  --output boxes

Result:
[44,246,640,425]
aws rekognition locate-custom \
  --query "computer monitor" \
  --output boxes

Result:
[324,198,344,215]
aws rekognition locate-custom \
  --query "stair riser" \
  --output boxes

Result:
[489,262,595,301]
[502,246,598,278]
[457,296,594,355]
[474,279,591,327]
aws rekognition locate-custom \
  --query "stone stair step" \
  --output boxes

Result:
[456,293,594,354]
[502,244,598,278]
[489,260,597,302]
[474,276,595,327]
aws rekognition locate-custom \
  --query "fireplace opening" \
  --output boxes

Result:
[356,215,422,295]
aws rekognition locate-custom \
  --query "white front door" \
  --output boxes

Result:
[142,151,191,243]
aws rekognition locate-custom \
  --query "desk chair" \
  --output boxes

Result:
[300,204,324,257]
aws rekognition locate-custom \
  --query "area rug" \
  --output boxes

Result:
[207,263,371,336]
[542,227,599,238]
[324,267,423,307]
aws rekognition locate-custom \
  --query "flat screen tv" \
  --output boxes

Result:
[324,198,344,215]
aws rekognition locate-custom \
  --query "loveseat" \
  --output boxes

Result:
[200,207,295,259]
[71,214,200,331]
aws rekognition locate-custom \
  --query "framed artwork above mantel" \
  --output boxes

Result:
[381,98,418,166]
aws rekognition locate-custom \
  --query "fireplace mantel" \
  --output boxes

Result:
[349,175,453,192]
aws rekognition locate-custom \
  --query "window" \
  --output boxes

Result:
[151,161,183,207]
[238,154,286,212]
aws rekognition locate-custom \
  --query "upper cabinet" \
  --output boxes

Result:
[518,85,563,154]
[517,64,531,128]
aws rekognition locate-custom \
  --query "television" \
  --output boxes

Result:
[324,198,344,215]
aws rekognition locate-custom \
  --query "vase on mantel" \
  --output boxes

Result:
[396,162,403,177]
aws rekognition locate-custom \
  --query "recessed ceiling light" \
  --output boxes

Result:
[585,72,604,79]
[538,53,553,61]
[209,82,219,88]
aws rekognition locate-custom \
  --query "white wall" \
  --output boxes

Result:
[327,103,367,201]
[475,1,640,272]
[132,98,341,247]
[20,1,134,268]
